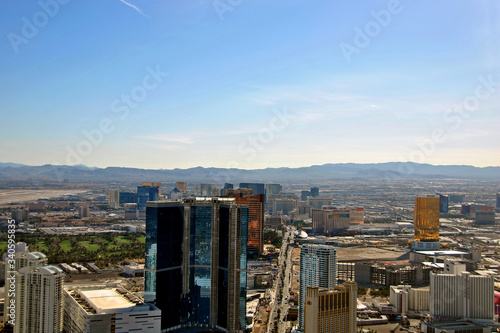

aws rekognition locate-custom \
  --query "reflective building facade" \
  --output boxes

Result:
[137,186,159,210]
[437,194,449,213]
[414,195,440,242]
[299,244,337,331]
[145,198,248,332]
[238,183,265,196]
[227,193,264,254]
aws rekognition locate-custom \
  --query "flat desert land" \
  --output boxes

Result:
[336,247,407,262]
[0,189,89,204]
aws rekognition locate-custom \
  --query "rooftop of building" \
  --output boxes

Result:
[146,197,237,207]
[413,250,468,255]
[41,265,64,275]
[424,320,490,330]
[336,247,409,262]
[19,264,63,275]
[66,286,149,315]
[19,251,47,259]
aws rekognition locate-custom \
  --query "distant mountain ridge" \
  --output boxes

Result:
[0,162,498,183]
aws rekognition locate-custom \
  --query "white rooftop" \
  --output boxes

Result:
[79,289,144,314]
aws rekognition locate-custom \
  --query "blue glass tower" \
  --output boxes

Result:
[438,194,449,214]
[238,183,265,196]
[144,201,184,329]
[138,186,159,210]
[119,191,137,205]
[145,198,248,332]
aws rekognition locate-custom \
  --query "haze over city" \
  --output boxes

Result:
[1,1,499,169]
[3,2,500,333]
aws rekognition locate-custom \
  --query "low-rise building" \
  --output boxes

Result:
[123,262,144,277]
[422,320,491,333]
[63,285,161,333]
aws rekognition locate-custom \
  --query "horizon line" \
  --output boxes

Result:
[1,161,500,171]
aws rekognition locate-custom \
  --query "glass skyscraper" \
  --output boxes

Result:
[238,183,265,196]
[145,198,248,332]
[225,191,265,254]
[299,244,337,332]
[137,185,159,210]
[414,195,440,242]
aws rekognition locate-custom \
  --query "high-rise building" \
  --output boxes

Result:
[78,203,90,218]
[200,183,218,196]
[145,198,248,332]
[16,265,64,333]
[311,206,350,234]
[449,194,465,203]
[11,208,29,222]
[2,242,28,263]
[307,196,332,210]
[265,184,282,196]
[461,203,476,215]
[476,211,495,225]
[108,189,120,209]
[225,188,252,197]
[119,191,137,205]
[304,282,357,333]
[413,195,440,250]
[137,186,159,210]
[348,207,364,224]
[271,198,297,216]
[225,191,265,254]
[496,193,500,209]
[142,182,162,195]
[175,182,187,193]
[239,183,265,196]
[6,257,64,333]
[310,187,319,197]
[13,251,48,270]
[63,285,161,333]
[223,183,234,191]
[430,270,494,321]
[438,194,449,214]
[4,251,45,328]
[300,190,311,201]
[299,244,337,331]
[389,285,430,314]
[124,203,139,220]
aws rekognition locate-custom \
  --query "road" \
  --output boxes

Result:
[267,225,295,333]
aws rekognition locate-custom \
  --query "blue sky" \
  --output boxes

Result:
[1,1,499,169]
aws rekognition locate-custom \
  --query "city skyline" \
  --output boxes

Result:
[1,1,499,169]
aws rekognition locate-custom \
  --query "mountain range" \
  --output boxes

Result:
[0,162,498,183]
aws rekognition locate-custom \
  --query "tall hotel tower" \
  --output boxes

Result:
[145,198,248,332]
[4,251,64,333]
[413,195,440,250]
[304,282,357,333]
[225,189,265,254]
[299,244,337,331]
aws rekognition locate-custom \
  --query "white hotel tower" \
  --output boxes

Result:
[430,264,494,322]
[299,244,337,331]
[3,251,64,333]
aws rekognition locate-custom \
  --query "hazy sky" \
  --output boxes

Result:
[1,1,499,169]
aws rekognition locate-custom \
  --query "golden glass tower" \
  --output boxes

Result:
[414,196,440,242]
